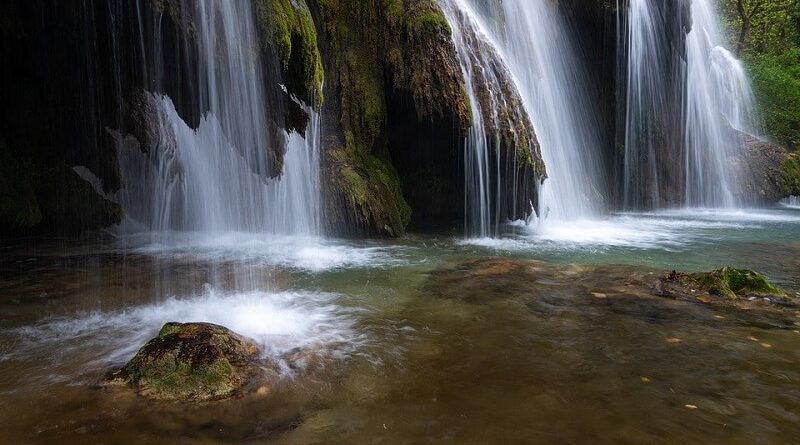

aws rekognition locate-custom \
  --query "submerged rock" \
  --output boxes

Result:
[108,322,264,402]
[656,267,792,303]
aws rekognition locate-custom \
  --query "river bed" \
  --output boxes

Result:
[1,208,799,444]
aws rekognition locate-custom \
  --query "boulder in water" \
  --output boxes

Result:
[657,267,791,303]
[108,322,264,401]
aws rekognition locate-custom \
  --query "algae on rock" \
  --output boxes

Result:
[109,322,263,401]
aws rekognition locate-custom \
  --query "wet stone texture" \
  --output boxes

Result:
[108,322,265,401]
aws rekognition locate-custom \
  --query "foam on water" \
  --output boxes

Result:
[117,232,403,272]
[9,288,364,370]
[459,209,795,252]
[780,196,800,209]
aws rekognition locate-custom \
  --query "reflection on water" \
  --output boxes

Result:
[1,208,799,444]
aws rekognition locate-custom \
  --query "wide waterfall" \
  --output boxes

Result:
[621,0,758,209]
[114,0,321,236]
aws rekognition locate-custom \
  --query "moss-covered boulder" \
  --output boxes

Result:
[108,323,263,401]
[658,267,791,303]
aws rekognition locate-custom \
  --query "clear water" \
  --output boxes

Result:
[2,207,799,443]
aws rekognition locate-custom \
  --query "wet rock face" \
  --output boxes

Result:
[736,132,800,203]
[109,323,264,401]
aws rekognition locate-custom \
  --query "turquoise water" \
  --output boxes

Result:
[0,207,798,444]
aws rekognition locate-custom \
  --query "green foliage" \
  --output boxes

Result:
[782,153,800,194]
[720,0,800,148]
[719,0,800,55]
[746,50,800,149]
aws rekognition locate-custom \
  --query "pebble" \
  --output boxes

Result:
[640,377,651,383]
[760,343,773,349]
[591,292,607,299]
[747,336,759,342]
[685,404,698,410]
[666,337,682,344]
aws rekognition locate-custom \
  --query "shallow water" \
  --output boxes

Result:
[1,208,799,444]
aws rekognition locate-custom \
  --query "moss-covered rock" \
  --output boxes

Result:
[108,322,263,401]
[255,0,324,107]
[658,267,791,302]
[326,147,411,236]
[735,132,800,203]
[781,153,800,196]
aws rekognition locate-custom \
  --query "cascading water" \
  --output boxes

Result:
[114,0,321,236]
[683,0,758,207]
[495,0,607,222]
[621,0,758,209]
[440,0,607,236]
[438,0,511,238]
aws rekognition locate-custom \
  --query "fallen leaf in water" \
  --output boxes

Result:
[640,377,651,383]
[666,337,682,344]
[685,404,698,409]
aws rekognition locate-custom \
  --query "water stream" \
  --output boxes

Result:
[622,0,758,209]
[115,0,321,237]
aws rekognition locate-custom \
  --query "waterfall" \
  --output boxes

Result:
[440,0,606,237]
[621,0,758,209]
[442,0,502,238]
[497,0,606,222]
[684,0,758,207]
[115,0,321,236]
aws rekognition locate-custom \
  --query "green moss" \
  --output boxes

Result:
[118,322,259,401]
[781,154,800,196]
[331,148,412,236]
[254,0,324,106]
[158,323,183,339]
[408,9,451,34]
[689,267,788,300]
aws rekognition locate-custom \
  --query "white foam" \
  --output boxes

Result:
[117,232,402,272]
[460,209,800,252]
[10,288,365,369]
[779,196,800,210]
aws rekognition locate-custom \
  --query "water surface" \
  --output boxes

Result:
[1,208,799,444]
